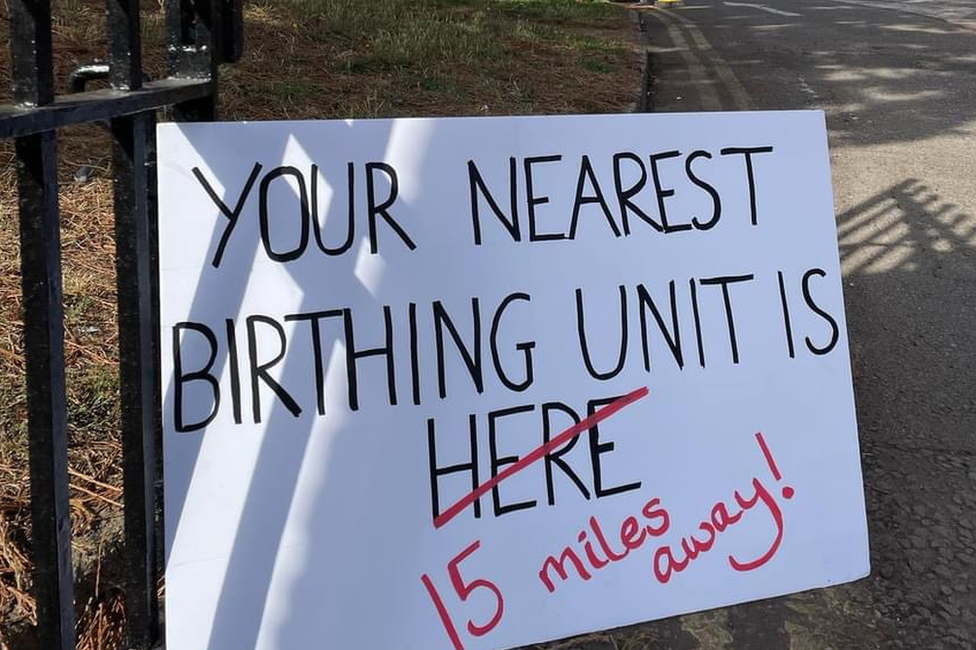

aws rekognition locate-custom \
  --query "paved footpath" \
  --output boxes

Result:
[530,1,976,648]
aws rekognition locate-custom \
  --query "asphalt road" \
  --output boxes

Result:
[537,1,976,648]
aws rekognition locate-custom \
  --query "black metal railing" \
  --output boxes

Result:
[2,0,242,648]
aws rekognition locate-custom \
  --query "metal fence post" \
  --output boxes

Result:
[10,0,76,647]
[105,1,165,646]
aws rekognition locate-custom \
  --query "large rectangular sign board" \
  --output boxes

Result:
[158,111,869,650]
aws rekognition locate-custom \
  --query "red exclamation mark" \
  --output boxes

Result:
[755,432,795,500]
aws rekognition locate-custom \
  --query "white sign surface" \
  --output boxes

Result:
[157,112,868,650]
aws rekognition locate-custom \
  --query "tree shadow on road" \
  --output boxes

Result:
[643,1,976,148]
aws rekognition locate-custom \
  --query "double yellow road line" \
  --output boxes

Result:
[645,5,752,111]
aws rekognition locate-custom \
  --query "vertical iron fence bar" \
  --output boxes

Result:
[143,117,167,642]
[167,0,219,121]
[15,131,75,650]
[107,0,144,91]
[105,0,162,647]
[164,0,195,76]
[9,0,55,106]
[221,0,244,64]
[9,0,76,647]
[112,111,161,650]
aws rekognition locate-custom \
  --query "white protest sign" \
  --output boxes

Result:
[157,111,869,650]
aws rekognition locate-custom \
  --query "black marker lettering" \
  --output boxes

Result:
[469,158,520,244]
[543,402,590,506]
[433,298,484,399]
[343,306,397,411]
[225,318,242,424]
[366,162,416,254]
[576,285,629,381]
[587,396,642,498]
[284,309,344,416]
[690,277,706,368]
[720,146,774,226]
[569,155,621,239]
[173,322,220,432]
[246,315,302,423]
[686,150,722,230]
[649,150,692,233]
[311,162,356,256]
[488,404,538,516]
[802,268,840,355]
[490,292,535,392]
[409,302,422,406]
[777,271,796,359]
[613,152,662,234]
[259,166,310,263]
[428,415,481,521]
[637,281,684,371]
[524,155,566,242]
[193,162,262,268]
[699,274,755,364]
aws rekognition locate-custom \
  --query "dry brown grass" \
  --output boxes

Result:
[0,0,643,647]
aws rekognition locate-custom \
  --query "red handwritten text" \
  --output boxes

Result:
[539,432,794,592]
[539,497,671,592]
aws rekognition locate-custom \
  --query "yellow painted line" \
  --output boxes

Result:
[659,7,752,110]
[648,8,724,110]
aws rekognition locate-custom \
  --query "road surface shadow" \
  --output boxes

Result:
[642,0,976,148]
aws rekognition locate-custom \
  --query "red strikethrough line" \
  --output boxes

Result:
[433,386,650,529]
